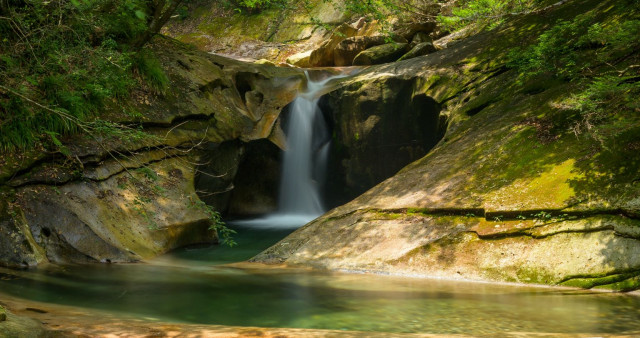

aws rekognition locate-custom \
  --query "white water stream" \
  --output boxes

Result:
[232,72,344,229]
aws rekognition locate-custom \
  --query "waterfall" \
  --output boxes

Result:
[232,71,343,229]
[278,72,334,215]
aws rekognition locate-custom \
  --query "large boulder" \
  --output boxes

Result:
[397,42,438,62]
[333,35,407,66]
[309,23,359,67]
[392,21,438,40]
[286,50,312,67]
[352,42,408,65]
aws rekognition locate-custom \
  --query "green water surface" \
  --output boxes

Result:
[1,222,640,335]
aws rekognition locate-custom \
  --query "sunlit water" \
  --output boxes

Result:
[1,222,640,335]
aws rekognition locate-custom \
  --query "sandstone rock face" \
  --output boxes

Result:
[254,0,640,291]
[164,0,348,63]
[0,38,306,267]
[309,23,359,67]
[286,50,312,67]
[352,43,408,65]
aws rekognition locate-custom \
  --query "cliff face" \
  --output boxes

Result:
[0,37,306,268]
[253,0,640,291]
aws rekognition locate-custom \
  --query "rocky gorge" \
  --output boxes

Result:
[1,0,640,335]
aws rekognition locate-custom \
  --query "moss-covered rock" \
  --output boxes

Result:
[352,43,408,65]
[333,35,407,67]
[0,37,307,266]
[0,305,45,336]
[0,188,46,268]
[254,0,640,291]
[397,42,438,62]
[320,74,446,206]
[163,0,347,63]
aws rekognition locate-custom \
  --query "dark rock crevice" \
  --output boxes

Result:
[319,76,447,208]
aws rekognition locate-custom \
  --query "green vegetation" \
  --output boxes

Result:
[188,197,237,246]
[0,0,170,152]
[438,0,543,31]
[507,2,640,144]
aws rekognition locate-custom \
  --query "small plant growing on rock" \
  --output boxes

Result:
[188,197,236,247]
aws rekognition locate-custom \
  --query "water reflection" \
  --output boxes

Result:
[2,261,640,335]
[1,223,640,335]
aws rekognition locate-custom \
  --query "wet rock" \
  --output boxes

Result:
[352,43,408,65]
[0,189,46,269]
[227,139,282,216]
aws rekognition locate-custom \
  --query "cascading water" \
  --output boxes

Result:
[278,73,333,216]
[232,71,344,228]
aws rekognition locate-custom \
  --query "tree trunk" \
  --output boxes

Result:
[132,0,183,49]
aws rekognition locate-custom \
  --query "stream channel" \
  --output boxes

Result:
[1,72,640,336]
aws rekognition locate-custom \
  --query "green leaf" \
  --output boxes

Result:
[134,10,146,20]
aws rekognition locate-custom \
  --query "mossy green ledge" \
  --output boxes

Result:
[253,0,640,291]
[0,37,306,268]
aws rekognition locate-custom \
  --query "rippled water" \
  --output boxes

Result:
[1,222,640,335]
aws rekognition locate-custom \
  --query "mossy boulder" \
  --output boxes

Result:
[333,35,407,66]
[0,306,45,336]
[255,0,640,291]
[352,42,408,65]
[392,21,438,40]
[397,42,438,62]
[0,37,307,266]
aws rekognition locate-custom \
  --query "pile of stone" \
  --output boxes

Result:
[287,18,442,67]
